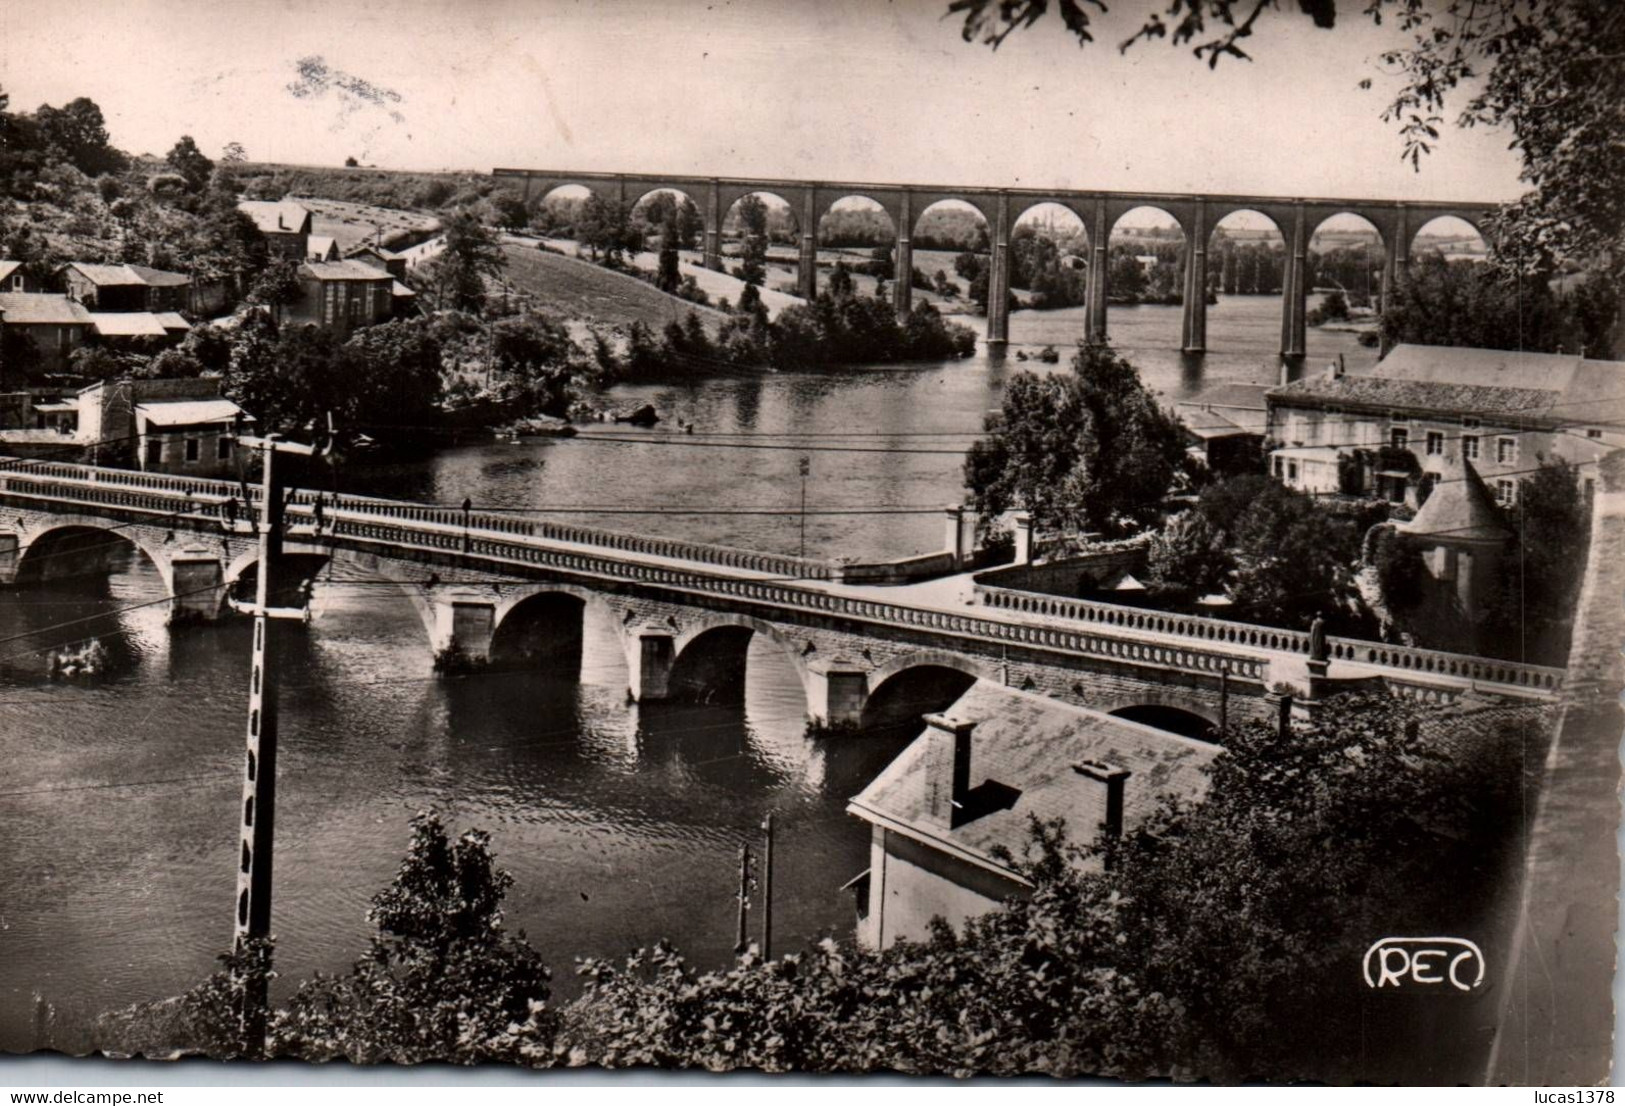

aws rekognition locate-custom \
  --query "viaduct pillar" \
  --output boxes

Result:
[704,180,723,272]
[1280,201,1308,359]
[798,189,818,300]
[1086,199,1110,345]
[987,191,1012,346]
[894,192,914,322]
[628,629,675,702]
[1379,203,1410,339]
[1181,199,1209,354]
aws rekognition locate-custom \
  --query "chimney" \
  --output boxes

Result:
[277,213,286,231]
[1074,760,1130,857]
[921,712,975,829]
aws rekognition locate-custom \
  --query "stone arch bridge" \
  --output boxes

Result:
[0,459,1560,733]
[494,166,1498,358]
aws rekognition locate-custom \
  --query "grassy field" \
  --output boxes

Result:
[500,244,730,335]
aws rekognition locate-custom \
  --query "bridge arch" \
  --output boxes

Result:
[1107,703,1218,741]
[628,186,703,247]
[1408,213,1490,263]
[1208,208,1287,298]
[818,193,900,244]
[16,517,176,597]
[1306,211,1385,308]
[663,613,812,706]
[860,651,995,730]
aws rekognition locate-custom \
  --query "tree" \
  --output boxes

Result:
[245,259,302,325]
[33,97,124,176]
[656,210,681,293]
[344,156,360,168]
[1144,509,1231,600]
[964,344,1186,536]
[220,141,247,164]
[1481,456,1591,664]
[422,208,505,312]
[489,312,579,414]
[737,194,769,286]
[1380,253,1603,355]
[576,194,642,267]
[271,812,556,1064]
[492,192,530,232]
[165,135,215,193]
[827,259,855,299]
[340,318,446,432]
[1226,480,1358,628]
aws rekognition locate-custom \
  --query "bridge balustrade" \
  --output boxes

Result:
[975,581,1563,694]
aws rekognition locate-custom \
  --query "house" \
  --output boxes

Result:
[0,293,95,375]
[0,260,41,293]
[82,310,190,357]
[76,377,248,476]
[1265,344,1625,506]
[1176,383,1269,475]
[237,199,313,260]
[61,263,192,313]
[345,244,407,281]
[285,260,394,337]
[845,681,1218,950]
[307,235,340,263]
[1388,454,1511,652]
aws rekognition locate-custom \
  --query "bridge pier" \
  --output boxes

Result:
[799,190,818,299]
[1280,201,1308,360]
[986,192,1012,347]
[1181,200,1208,353]
[0,530,17,586]
[893,192,914,322]
[808,659,869,729]
[169,548,228,623]
[1086,198,1109,345]
[704,180,723,272]
[430,595,498,668]
[628,629,675,702]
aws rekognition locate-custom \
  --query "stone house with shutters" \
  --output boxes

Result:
[285,260,394,337]
[845,680,1217,950]
[237,200,313,261]
[1265,344,1625,509]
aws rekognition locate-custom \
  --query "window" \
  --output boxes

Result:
[349,286,364,319]
[184,438,199,463]
[1497,436,1518,465]
[1425,431,1444,456]
[217,435,231,460]
[1587,428,1603,440]
[1390,411,1408,424]
[323,282,337,324]
[1496,479,1516,506]
[8,274,21,291]
[1463,435,1480,461]
[145,438,161,464]
[1390,427,1408,450]
[1287,460,1299,482]
[1461,416,1481,430]
[1273,456,1284,479]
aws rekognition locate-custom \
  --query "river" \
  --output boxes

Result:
[0,295,1369,1050]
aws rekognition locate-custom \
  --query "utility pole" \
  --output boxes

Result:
[231,432,317,1056]
[734,843,754,955]
[760,812,774,961]
[798,456,810,561]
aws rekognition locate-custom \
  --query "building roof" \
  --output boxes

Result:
[848,681,1218,879]
[307,235,338,260]
[0,260,20,283]
[299,260,394,282]
[1180,407,1258,439]
[238,200,312,236]
[1401,456,1511,543]
[390,280,415,297]
[64,262,190,288]
[154,312,191,331]
[0,293,94,325]
[134,398,243,427]
[1268,343,1625,427]
[90,312,170,338]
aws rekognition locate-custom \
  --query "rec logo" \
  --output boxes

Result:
[1363,937,1485,992]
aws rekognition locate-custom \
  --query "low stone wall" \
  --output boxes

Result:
[974,543,1149,599]
[835,551,957,586]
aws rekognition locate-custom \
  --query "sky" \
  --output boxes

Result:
[0,0,1526,207]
